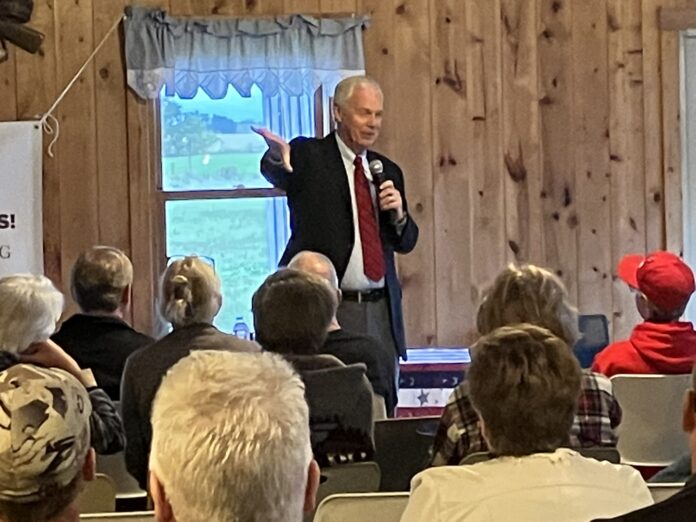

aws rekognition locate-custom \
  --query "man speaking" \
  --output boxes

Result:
[254,76,418,400]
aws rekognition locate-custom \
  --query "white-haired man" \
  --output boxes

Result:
[0,364,94,522]
[52,246,153,400]
[148,350,320,522]
[253,75,419,387]
[288,250,395,413]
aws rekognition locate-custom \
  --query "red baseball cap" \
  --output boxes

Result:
[617,251,695,313]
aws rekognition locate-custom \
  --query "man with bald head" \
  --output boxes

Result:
[289,251,395,413]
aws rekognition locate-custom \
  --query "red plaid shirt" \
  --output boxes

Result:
[430,370,622,466]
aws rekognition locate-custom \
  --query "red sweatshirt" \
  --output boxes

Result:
[592,321,696,377]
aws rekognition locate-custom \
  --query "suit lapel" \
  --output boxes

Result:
[323,132,352,211]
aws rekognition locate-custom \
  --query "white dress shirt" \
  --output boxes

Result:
[335,133,385,291]
[400,448,653,522]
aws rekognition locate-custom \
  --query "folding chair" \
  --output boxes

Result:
[77,473,116,514]
[611,374,691,466]
[80,512,155,521]
[313,493,410,522]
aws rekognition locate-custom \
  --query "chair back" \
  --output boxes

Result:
[647,482,685,503]
[80,512,155,521]
[374,416,438,491]
[77,473,116,514]
[315,462,381,507]
[301,363,374,464]
[611,374,691,466]
[574,314,609,368]
[577,446,620,463]
[460,451,493,465]
[313,493,409,522]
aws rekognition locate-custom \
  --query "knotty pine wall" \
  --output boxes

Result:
[0,0,690,346]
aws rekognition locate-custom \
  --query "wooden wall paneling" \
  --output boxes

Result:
[607,0,646,339]
[431,0,473,346]
[501,0,544,265]
[0,48,17,121]
[15,0,60,284]
[358,0,396,155]
[538,0,578,303]
[388,0,437,346]
[93,0,130,254]
[642,0,666,252]
[467,0,506,317]
[244,0,286,15]
[571,0,613,322]
[662,4,685,254]
[169,0,210,16]
[54,0,99,312]
[127,92,157,335]
[283,0,321,14]
[320,0,357,13]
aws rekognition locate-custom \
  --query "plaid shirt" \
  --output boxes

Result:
[430,370,622,466]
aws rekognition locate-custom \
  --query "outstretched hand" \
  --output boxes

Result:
[252,126,293,173]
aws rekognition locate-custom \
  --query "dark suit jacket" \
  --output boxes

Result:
[52,314,153,400]
[261,132,419,358]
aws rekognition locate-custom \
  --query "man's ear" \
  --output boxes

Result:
[303,459,321,514]
[683,390,696,433]
[336,289,342,304]
[332,103,342,124]
[150,470,175,522]
[82,448,96,482]
[121,285,131,309]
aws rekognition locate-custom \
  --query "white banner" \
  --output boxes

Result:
[0,122,44,275]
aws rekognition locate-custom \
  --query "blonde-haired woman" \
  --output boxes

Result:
[121,256,260,489]
[430,264,621,466]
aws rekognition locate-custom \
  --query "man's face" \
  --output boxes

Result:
[334,84,383,153]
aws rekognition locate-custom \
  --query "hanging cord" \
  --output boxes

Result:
[40,13,125,157]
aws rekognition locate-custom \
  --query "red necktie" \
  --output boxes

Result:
[353,156,385,281]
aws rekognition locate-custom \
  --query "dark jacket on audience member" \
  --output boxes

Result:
[121,323,260,488]
[321,328,395,411]
[52,314,153,400]
[594,473,696,521]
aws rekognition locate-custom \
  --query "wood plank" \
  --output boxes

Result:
[659,6,696,30]
[662,5,684,254]
[93,0,130,254]
[320,0,356,13]
[607,0,645,340]
[388,0,437,346]
[467,0,506,322]
[244,0,287,15]
[54,0,99,314]
[0,46,17,121]
[127,91,158,335]
[571,0,614,324]
[14,0,60,284]
[283,0,321,14]
[501,0,543,265]
[538,0,578,304]
[431,0,473,346]
[642,0,665,253]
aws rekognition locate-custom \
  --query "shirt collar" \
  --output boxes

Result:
[335,133,371,179]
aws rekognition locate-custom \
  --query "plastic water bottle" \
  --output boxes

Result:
[233,316,250,340]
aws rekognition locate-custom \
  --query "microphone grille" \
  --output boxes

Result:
[368,159,384,174]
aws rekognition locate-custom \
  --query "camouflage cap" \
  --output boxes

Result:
[0,364,91,502]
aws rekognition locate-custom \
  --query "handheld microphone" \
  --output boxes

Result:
[369,159,397,225]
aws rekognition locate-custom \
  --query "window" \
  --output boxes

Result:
[158,85,326,335]
[681,30,696,322]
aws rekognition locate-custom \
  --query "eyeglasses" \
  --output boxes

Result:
[167,255,216,271]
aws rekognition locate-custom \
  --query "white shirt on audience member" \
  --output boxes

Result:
[400,448,652,522]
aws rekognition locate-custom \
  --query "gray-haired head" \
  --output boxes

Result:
[0,275,64,355]
[288,251,339,291]
[333,76,382,109]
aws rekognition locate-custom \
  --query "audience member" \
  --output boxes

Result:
[0,274,124,455]
[431,264,621,466]
[288,250,394,413]
[0,363,94,522]
[148,350,320,522]
[252,268,374,464]
[52,246,153,400]
[402,324,652,521]
[121,256,259,488]
[595,358,696,521]
[593,251,696,376]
